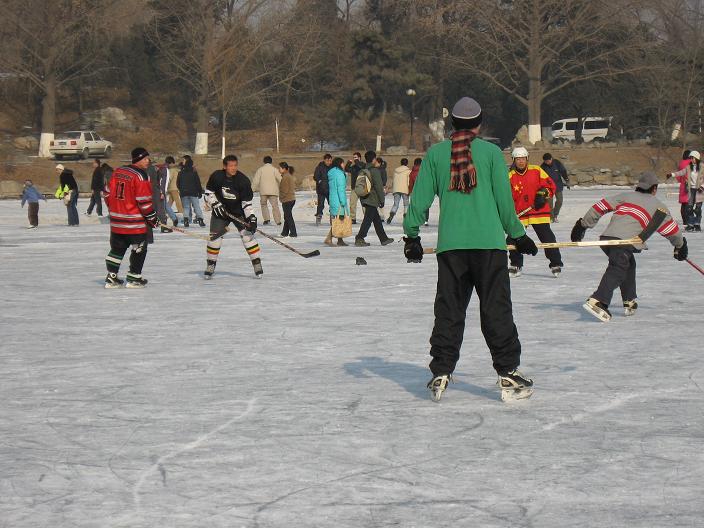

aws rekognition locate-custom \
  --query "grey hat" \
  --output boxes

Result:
[451,97,482,119]
[636,171,660,190]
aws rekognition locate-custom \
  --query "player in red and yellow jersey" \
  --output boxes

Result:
[508,147,563,277]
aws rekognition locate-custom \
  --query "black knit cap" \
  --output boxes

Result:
[131,147,150,164]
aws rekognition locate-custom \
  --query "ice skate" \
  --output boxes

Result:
[508,265,522,278]
[183,218,190,228]
[498,369,534,402]
[623,299,638,316]
[583,297,611,322]
[252,258,263,278]
[204,261,216,280]
[550,265,562,277]
[125,273,148,288]
[427,374,452,402]
[104,272,124,289]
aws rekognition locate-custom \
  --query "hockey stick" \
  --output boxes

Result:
[224,211,320,258]
[686,259,704,276]
[517,206,532,217]
[423,208,668,254]
[158,222,211,241]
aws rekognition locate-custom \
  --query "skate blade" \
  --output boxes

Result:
[582,302,610,322]
[430,389,445,402]
[624,308,636,316]
[125,282,146,289]
[203,275,213,280]
[104,283,123,289]
[501,387,534,402]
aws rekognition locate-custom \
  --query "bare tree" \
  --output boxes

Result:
[0,0,113,157]
[419,0,649,143]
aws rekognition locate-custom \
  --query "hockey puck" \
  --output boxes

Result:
[355,257,367,265]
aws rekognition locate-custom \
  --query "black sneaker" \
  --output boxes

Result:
[263,220,271,225]
[696,225,702,232]
[355,238,370,247]
[583,297,611,322]
[104,272,124,289]
[183,218,190,228]
[125,274,148,288]
[196,218,205,227]
[381,237,395,246]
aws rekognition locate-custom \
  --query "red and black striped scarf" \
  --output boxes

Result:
[449,130,477,193]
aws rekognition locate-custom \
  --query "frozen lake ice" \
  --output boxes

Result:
[0,187,702,527]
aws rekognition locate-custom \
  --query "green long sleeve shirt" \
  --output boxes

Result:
[403,138,525,253]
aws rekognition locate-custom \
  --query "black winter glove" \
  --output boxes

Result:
[533,187,549,210]
[571,219,587,242]
[514,234,538,256]
[674,237,688,261]
[212,201,227,219]
[144,211,159,228]
[404,236,423,263]
[338,215,345,221]
[246,214,257,232]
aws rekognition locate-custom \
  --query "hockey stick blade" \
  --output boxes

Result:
[225,212,320,258]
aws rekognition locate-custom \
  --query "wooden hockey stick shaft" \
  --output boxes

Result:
[686,259,704,276]
[158,222,211,240]
[224,212,320,258]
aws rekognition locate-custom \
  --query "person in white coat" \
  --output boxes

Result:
[252,155,282,225]
[386,158,411,224]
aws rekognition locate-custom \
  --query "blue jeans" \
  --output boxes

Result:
[390,192,409,215]
[181,195,204,221]
[67,190,79,225]
[164,198,178,222]
[687,189,702,226]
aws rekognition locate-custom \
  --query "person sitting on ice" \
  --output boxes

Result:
[571,171,688,322]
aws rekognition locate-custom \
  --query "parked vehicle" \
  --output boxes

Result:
[550,117,611,143]
[49,131,112,160]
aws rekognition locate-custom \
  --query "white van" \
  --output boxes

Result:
[551,117,611,143]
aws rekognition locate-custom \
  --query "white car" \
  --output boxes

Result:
[49,131,113,160]
[550,117,611,143]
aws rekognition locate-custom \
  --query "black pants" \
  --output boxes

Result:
[106,232,148,275]
[87,190,103,216]
[315,193,328,218]
[27,202,39,226]
[509,223,563,268]
[592,242,637,307]
[429,250,522,377]
[356,205,389,242]
[281,200,297,236]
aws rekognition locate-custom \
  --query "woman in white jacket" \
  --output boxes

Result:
[386,158,411,224]
[668,150,703,231]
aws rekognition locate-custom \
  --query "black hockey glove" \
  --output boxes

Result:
[571,219,587,242]
[211,201,227,219]
[144,211,159,228]
[674,237,688,261]
[514,234,538,256]
[533,187,550,210]
[338,214,345,221]
[246,214,257,232]
[404,236,423,263]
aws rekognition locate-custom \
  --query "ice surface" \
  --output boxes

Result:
[0,189,702,527]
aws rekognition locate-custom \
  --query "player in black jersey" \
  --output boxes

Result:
[203,155,262,279]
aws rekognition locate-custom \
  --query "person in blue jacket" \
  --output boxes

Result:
[21,179,46,228]
[324,157,349,247]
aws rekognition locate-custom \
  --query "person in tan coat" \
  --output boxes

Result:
[166,159,183,214]
[278,162,297,238]
[386,158,411,223]
[252,155,282,225]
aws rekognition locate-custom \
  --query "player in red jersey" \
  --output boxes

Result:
[103,147,158,288]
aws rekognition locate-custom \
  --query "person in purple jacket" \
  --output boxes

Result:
[21,180,47,228]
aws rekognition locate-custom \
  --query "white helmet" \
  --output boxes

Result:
[511,146,529,159]
[690,150,701,160]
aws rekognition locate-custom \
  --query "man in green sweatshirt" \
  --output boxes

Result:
[402,97,538,402]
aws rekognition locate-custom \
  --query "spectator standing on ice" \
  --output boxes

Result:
[386,158,411,224]
[324,157,349,247]
[157,156,179,230]
[540,152,569,222]
[345,152,364,224]
[103,147,159,288]
[355,151,394,247]
[203,155,262,279]
[177,155,205,227]
[508,147,563,277]
[314,153,332,225]
[278,162,297,238]
[85,158,104,217]
[572,172,687,322]
[166,157,183,214]
[55,164,79,226]
[21,179,46,228]
[667,150,702,232]
[402,96,537,402]
[252,155,282,226]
